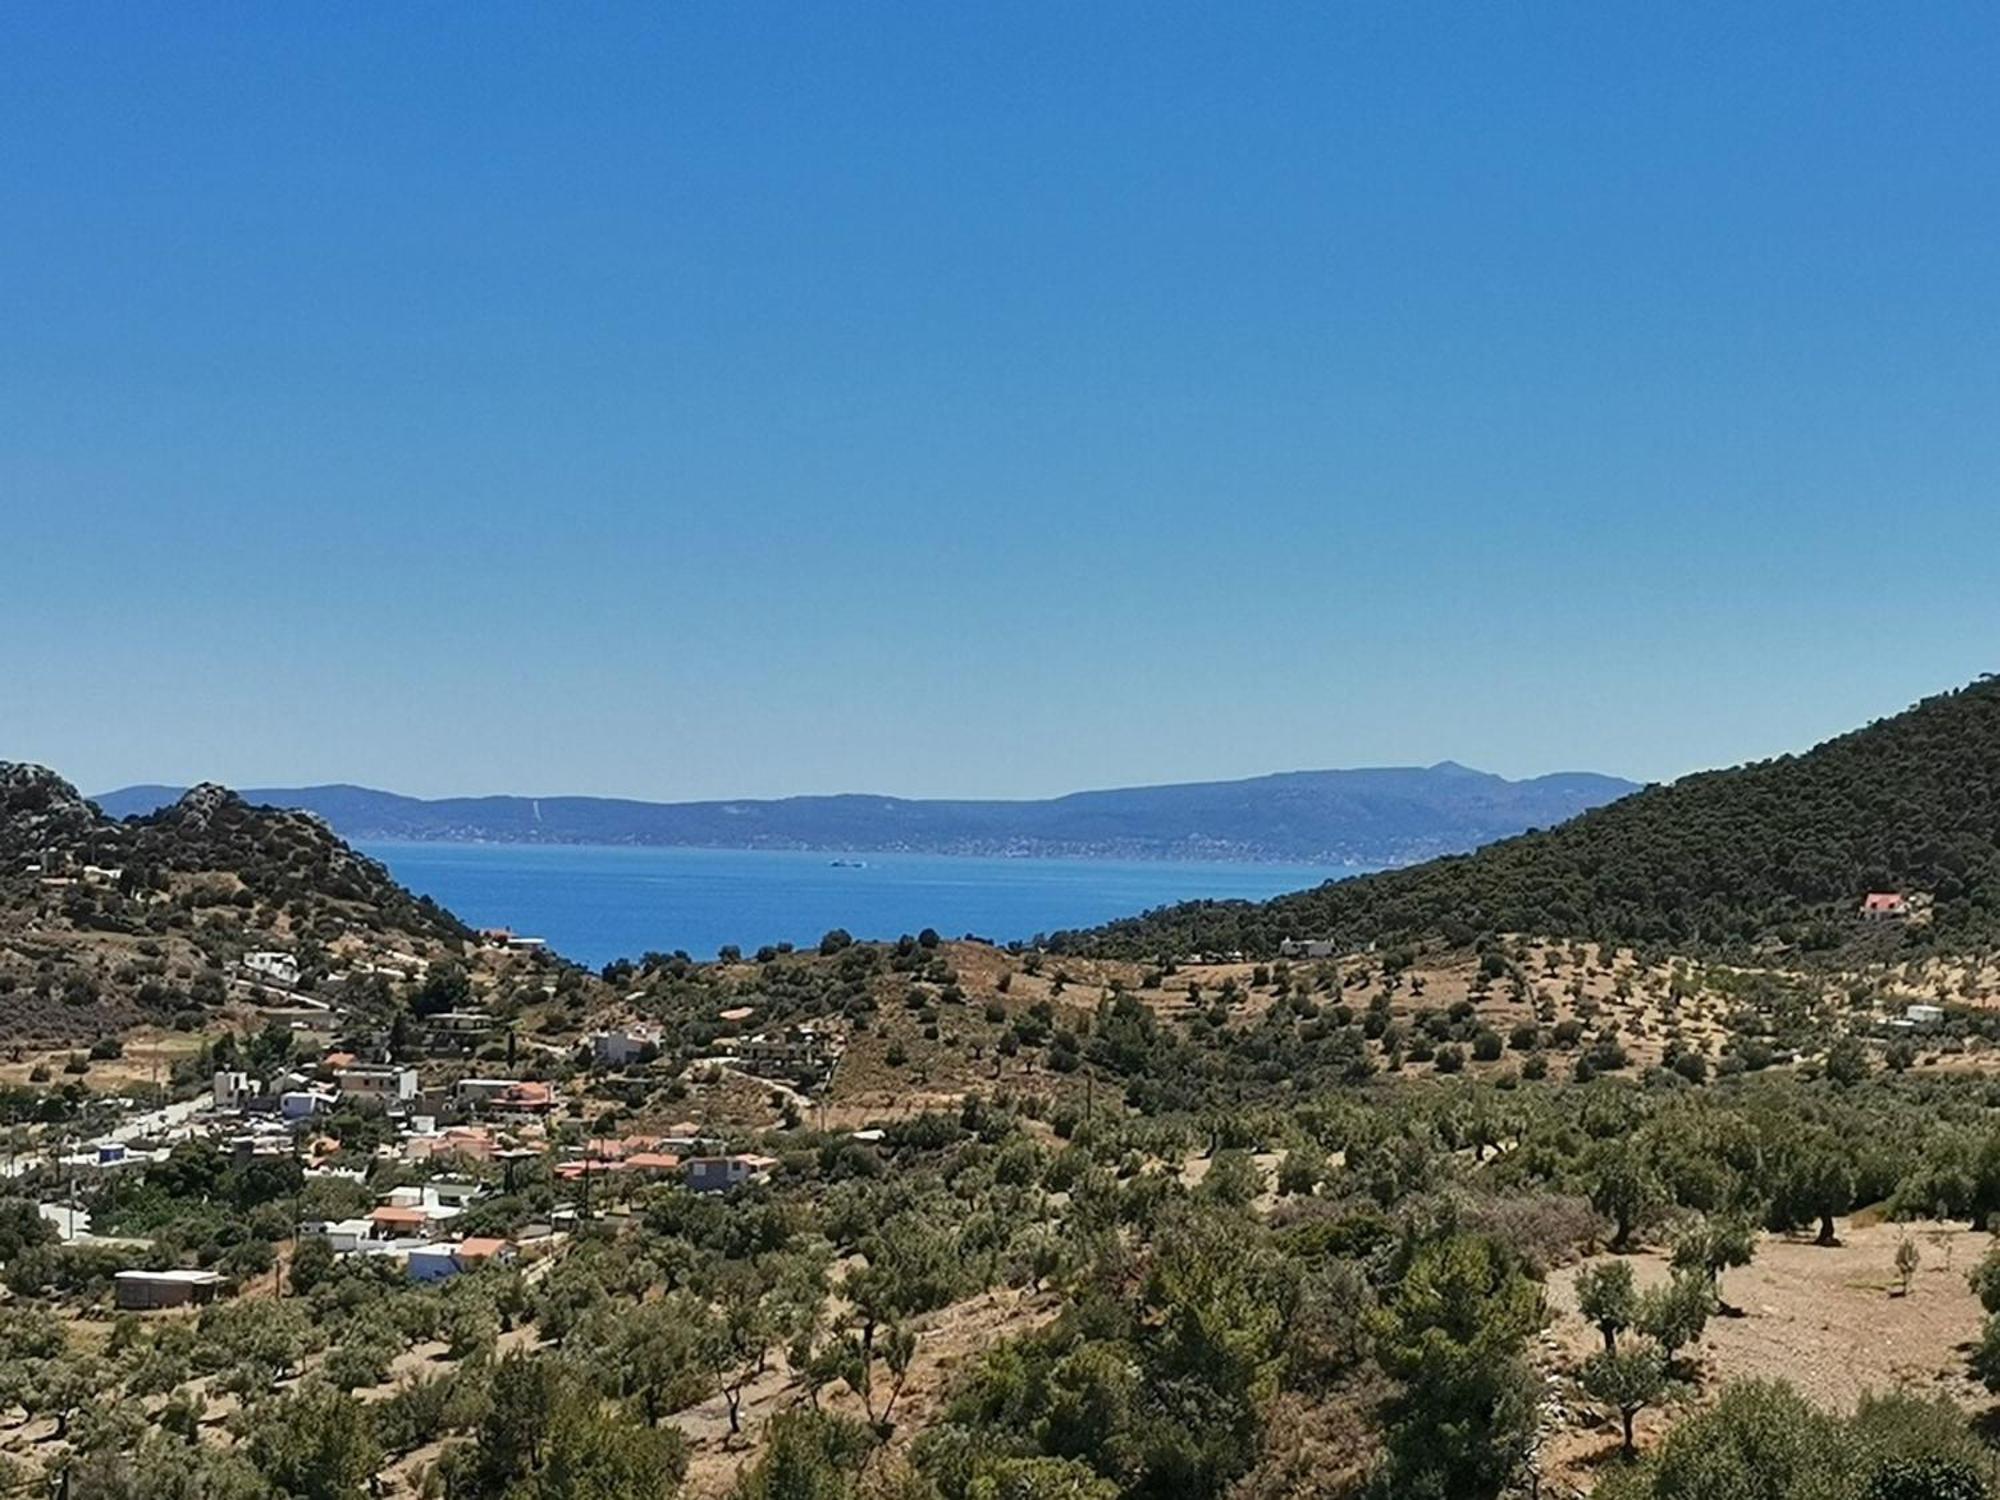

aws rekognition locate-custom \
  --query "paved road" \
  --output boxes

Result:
[0,1094,207,1179]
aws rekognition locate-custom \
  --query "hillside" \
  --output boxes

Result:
[1056,675,2000,960]
[0,764,471,1044]
[92,762,1637,865]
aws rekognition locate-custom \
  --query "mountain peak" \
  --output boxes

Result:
[0,762,102,854]
[1425,760,1485,778]
[167,781,245,823]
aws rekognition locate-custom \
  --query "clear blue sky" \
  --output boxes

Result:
[5,5,1998,802]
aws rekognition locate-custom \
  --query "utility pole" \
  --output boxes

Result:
[281,1130,301,1299]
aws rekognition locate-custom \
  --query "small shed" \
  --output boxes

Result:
[114,1269,224,1311]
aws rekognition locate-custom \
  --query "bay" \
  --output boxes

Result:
[355,841,1364,969]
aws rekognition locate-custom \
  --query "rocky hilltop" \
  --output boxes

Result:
[0,764,470,1045]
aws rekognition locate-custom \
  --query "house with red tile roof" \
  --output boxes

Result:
[368,1204,430,1237]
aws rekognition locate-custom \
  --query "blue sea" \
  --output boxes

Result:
[355,842,1361,969]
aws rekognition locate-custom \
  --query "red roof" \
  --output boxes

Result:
[455,1237,510,1260]
[625,1152,683,1172]
[1863,893,1909,911]
[370,1206,427,1227]
[586,1134,661,1160]
[554,1159,624,1180]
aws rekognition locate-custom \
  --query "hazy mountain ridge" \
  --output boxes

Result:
[93,764,1639,866]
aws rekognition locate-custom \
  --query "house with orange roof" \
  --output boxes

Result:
[368,1204,430,1238]
[553,1158,625,1182]
[496,1081,554,1117]
[457,1079,556,1117]
[405,1126,499,1164]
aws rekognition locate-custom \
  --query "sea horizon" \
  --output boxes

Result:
[358,838,1367,968]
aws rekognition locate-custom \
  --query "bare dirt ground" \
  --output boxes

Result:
[0,1026,205,1094]
[1537,1218,1993,1493]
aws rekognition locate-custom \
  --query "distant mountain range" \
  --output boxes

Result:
[92,764,1640,866]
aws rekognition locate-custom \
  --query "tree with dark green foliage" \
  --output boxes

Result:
[1634,1270,1711,1372]
[409,962,472,1017]
[1372,1234,1542,1500]
[1862,1457,1991,1500]
[1771,1132,1856,1246]
[444,1350,689,1499]
[1588,1140,1664,1252]
[729,1409,875,1500]
[1580,1341,1672,1458]
[240,1383,381,1500]
[1576,1260,1637,1353]
[1596,1381,1996,1500]
[1824,1035,1871,1085]
[1670,1213,1755,1311]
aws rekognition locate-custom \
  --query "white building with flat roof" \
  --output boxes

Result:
[242,951,300,987]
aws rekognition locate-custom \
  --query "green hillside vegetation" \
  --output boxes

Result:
[1057,677,2000,962]
[9,751,2000,1495]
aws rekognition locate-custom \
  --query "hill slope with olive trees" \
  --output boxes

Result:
[1055,676,2000,961]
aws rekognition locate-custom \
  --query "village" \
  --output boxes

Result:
[13,929,854,1318]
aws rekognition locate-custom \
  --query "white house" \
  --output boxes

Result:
[38,1203,89,1242]
[336,1066,420,1106]
[280,1089,337,1122]
[1278,938,1338,960]
[590,1028,660,1068]
[423,1178,485,1209]
[242,951,301,988]
[303,1218,375,1254]
[455,1078,524,1106]
[1907,1003,1946,1029]
[213,1071,260,1111]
